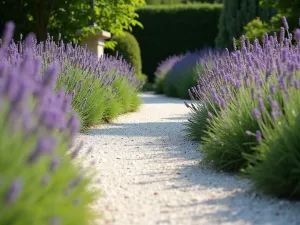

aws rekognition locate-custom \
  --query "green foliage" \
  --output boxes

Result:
[162,56,203,99]
[107,32,143,76]
[0,99,98,225]
[163,65,201,99]
[154,75,166,94]
[0,0,145,44]
[136,73,148,83]
[142,82,154,92]
[244,86,300,199]
[146,0,181,4]
[133,3,222,82]
[145,0,222,4]
[56,66,141,131]
[201,87,259,171]
[215,0,275,48]
[241,0,300,45]
[184,101,217,141]
[260,0,300,32]
[112,77,142,113]
[242,17,273,43]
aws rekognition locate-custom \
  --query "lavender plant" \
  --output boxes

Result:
[243,27,300,198]
[187,17,300,175]
[163,51,205,99]
[183,50,226,140]
[153,54,184,94]
[0,22,98,224]
[7,34,144,130]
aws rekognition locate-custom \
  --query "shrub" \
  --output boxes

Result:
[0,22,98,224]
[200,87,260,171]
[107,32,142,76]
[153,54,184,94]
[163,51,204,99]
[243,26,300,199]
[244,82,300,199]
[183,100,217,141]
[133,3,222,81]
[241,17,273,43]
[8,35,143,130]
[187,16,300,198]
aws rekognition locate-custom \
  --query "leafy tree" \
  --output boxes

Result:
[0,0,145,46]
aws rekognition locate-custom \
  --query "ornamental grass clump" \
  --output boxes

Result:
[186,17,300,176]
[0,22,98,224]
[7,33,144,130]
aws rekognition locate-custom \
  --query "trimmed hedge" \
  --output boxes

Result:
[133,3,223,82]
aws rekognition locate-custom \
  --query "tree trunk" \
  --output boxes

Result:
[35,0,48,41]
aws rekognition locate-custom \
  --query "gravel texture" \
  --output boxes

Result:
[76,92,300,225]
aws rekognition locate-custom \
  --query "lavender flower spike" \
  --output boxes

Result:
[5,178,23,205]
[282,16,289,31]
[27,136,57,163]
[253,108,261,120]
[256,130,262,143]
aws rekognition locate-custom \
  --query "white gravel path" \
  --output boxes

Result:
[77,92,300,225]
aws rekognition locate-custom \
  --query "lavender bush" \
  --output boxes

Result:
[6,33,143,130]
[155,49,224,99]
[0,22,98,224]
[186,16,300,197]
[153,54,184,94]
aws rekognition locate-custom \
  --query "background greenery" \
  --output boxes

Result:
[215,0,275,48]
[133,3,222,82]
[0,0,145,48]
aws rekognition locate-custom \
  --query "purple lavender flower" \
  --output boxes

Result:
[295,29,300,43]
[49,157,61,172]
[258,98,266,112]
[280,27,285,44]
[256,130,262,143]
[253,109,261,120]
[282,17,289,31]
[5,178,23,205]
[27,136,57,163]
[1,21,15,47]
[293,79,300,89]
[67,114,80,139]
[270,85,276,94]
[42,62,60,91]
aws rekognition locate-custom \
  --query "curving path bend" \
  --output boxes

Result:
[76,92,300,225]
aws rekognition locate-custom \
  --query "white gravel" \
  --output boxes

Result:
[76,92,300,225]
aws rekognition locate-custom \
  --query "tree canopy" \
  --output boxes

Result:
[0,0,145,45]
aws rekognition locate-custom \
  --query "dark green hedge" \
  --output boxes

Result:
[133,3,223,82]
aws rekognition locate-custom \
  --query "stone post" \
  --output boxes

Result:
[81,31,111,59]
